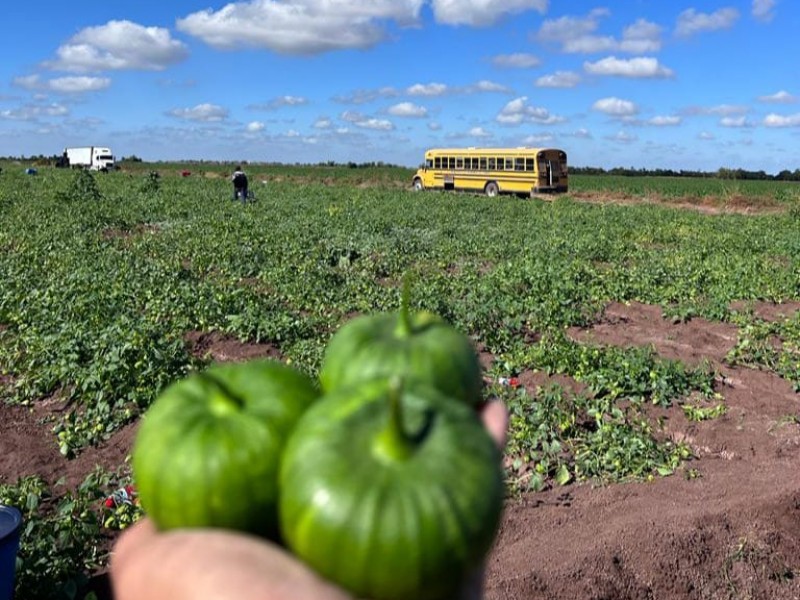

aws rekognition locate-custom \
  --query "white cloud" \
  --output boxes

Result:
[246,121,266,132]
[428,122,442,131]
[468,126,492,138]
[698,131,715,140]
[682,104,749,116]
[569,128,593,139]
[648,115,682,126]
[592,97,639,117]
[313,118,332,129]
[49,76,111,93]
[431,0,547,27]
[15,74,111,93]
[177,0,424,55]
[249,95,309,110]
[469,80,511,93]
[407,82,448,96]
[608,130,637,143]
[763,113,800,127]
[167,103,229,122]
[538,9,610,44]
[584,56,673,78]
[537,10,661,54]
[492,53,541,68]
[720,116,751,127]
[45,20,188,72]
[521,133,554,145]
[562,36,616,54]
[332,87,399,104]
[752,0,776,22]
[496,96,565,125]
[619,19,663,53]
[341,110,394,130]
[388,102,428,117]
[675,8,740,37]
[536,71,580,88]
[758,90,796,104]
[0,103,70,121]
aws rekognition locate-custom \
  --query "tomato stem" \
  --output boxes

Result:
[374,378,414,462]
[199,372,245,414]
[395,273,413,337]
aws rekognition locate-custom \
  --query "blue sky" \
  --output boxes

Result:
[0,1,798,172]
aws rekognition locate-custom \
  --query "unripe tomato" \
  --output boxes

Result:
[133,359,319,539]
[319,308,483,406]
[279,379,504,600]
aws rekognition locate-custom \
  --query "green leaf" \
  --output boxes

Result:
[555,464,571,486]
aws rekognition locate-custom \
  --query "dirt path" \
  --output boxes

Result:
[485,301,800,600]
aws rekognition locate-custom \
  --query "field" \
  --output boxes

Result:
[1,164,799,599]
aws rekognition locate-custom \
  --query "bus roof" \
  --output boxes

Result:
[424,147,565,156]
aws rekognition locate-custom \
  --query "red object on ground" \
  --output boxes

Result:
[181,170,191,177]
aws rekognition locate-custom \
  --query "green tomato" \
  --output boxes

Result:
[319,307,483,406]
[279,379,504,600]
[133,359,319,539]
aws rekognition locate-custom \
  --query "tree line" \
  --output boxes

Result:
[571,165,800,181]
[2,154,800,181]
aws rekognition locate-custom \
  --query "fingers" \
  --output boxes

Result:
[479,400,508,450]
[111,518,157,570]
[110,520,353,600]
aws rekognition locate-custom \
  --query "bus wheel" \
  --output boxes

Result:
[485,182,499,197]
[412,178,424,191]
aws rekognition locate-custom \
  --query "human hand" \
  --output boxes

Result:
[110,401,508,600]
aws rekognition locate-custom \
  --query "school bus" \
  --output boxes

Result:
[412,147,568,197]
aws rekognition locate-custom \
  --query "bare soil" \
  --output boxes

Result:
[484,300,800,600]
[2,301,800,599]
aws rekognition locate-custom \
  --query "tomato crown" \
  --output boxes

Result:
[372,378,428,462]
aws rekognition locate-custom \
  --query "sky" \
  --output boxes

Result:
[0,0,798,173]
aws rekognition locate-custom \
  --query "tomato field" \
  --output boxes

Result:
[1,164,799,599]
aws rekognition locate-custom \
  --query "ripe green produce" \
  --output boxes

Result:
[319,286,482,405]
[132,359,319,538]
[279,378,504,600]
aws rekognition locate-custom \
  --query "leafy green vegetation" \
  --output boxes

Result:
[0,165,798,598]
[0,468,139,600]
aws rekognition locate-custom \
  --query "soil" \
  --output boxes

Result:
[2,302,800,599]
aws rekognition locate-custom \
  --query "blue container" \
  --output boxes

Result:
[0,505,22,600]
[24,168,37,176]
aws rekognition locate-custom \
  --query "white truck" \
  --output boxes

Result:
[62,147,115,171]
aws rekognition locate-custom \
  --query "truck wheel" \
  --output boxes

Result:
[485,182,499,197]
[412,178,424,191]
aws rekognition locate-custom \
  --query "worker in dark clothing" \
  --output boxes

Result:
[232,165,249,204]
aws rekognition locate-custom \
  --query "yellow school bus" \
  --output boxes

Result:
[412,147,568,197]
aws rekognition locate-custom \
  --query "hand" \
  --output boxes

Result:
[110,401,508,600]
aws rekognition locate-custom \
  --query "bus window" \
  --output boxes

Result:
[525,158,534,171]
[456,157,464,169]
[465,157,473,170]
[505,158,514,170]
[448,157,456,169]
[488,157,495,169]
[496,157,505,170]
[426,159,433,168]
[434,157,442,169]
[515,158,525,171]
[479,157,487,170]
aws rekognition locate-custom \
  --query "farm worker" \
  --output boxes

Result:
[232,165,249,204]
[109,401,510,600]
